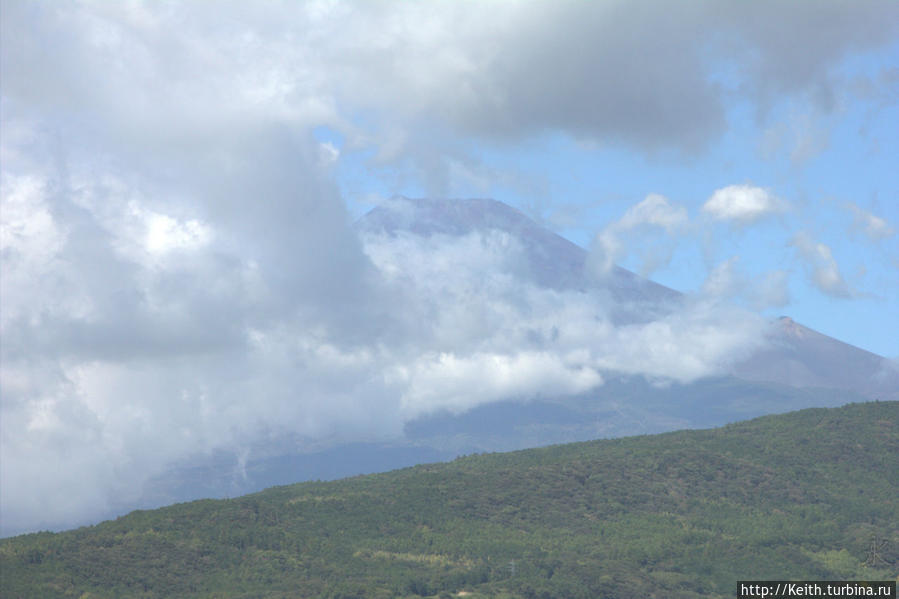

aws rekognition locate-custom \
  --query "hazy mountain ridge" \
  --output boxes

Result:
[3,401,896,598]
[734,316,899,400]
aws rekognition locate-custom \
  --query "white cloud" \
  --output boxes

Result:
[752,270,791,311]
[700,258,791,310]
[391,351,602,419]
[700,256,790,312]
[588,230,626,279]
[594,300,768,382]
[702,256,743,298]
[791,232,852,298]
[759,109,830,166]
[589,193,688,277]
[362,226,764,388]
[144,213,212,254]
[619,193,688,231]
[847,202,895,240]
[702,184,786,224]
[0,173,66,271]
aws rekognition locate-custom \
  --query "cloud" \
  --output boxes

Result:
[752,270,791,311]
[700,257,791,311]
[759,110,830,166]
[702,256,744,298]
[790,232,853,298]
[702,184,787,224]
[592,301,768,381]
[391,351,603,419]
[589,193,688,277]
[619,193,689,231]
[847,202,895,241]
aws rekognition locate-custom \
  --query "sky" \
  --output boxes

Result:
[1,1,897,535]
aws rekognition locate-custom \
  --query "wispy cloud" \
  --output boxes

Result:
[752,270,792,311]
[846,202,895,241]
[618,193,689,231]
[589,194,688,277]
[701,257,790,311]
[791,232,853,298]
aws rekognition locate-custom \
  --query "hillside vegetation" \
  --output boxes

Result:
[2,401,897,598]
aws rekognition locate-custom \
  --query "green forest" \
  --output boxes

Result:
[2,401,897,598]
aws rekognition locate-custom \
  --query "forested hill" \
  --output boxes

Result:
[2,401,897,599]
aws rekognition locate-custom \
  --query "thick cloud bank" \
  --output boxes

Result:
[2,0,896,534]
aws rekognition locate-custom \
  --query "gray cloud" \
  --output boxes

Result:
[328,0,899,181]
[718,1,899,115]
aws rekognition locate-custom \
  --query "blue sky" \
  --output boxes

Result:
[1,1,897,534]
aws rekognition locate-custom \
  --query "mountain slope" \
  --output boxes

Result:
[2,401,897,599]
[734,316,898,400]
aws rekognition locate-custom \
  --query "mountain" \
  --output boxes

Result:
[3,401,897,598]
[132,197,896,516]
